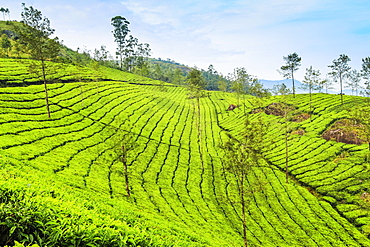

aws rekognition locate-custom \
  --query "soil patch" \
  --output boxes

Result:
[322,119,366,145]
[292,113,310,122]
[264,102,295,117]
[291,129,305,135]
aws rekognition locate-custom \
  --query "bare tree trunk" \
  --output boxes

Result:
[196,96,204,171]
[291,68,296,98]
[340,73,343,105]
[41,60,51,118]
[309,88,312,122]
[285,108,289,183]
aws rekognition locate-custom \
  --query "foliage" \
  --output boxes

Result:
[279,52,301,97]
[328,54,351,105]
[222,113,269,247]
[13,3,61,118]
[1,57,370,246]
[301,66,322,121]
[111,16,151,73]
[111,16,130,70]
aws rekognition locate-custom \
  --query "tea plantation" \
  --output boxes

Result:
[1,58,370,246]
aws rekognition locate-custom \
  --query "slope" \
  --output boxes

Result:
[0,58,370,246]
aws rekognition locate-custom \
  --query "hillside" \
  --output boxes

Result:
[1,57,370,246]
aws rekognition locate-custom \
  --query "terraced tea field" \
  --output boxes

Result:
[1,58,370,246]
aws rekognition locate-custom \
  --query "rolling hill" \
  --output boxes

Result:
[1,57,370,246]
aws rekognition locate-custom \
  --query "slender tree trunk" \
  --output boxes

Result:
[243,93,246,115]
[122,147,130,197]
[196,95,204,170]
[41,60,51,118]
[240,175,248,247]
[291,69,296,98]
[285,107,289,183]
[309,87,312,122]
[340,73,343,105]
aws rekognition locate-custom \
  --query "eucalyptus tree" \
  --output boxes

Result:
[111,16,130,70]
[15,3,61,118]
[135,42,151,75]
[279,52,301,97]
[301,66,322,121]
[123,35,138,72]
[328,54,351,105]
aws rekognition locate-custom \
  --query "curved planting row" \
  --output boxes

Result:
[1,76,370,246]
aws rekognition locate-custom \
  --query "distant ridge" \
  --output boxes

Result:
[259,79,354,95]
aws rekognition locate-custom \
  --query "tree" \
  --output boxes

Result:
[279,52,301,97]
[229,67,255,113]
[172,68,185,85]
[205,64,219,90]
[111,120,137,197]
[272,83,290,96]
[187,68,206,169]
[249,79,270,98]
[222,113,269,247]
[0,34,11,57]
[301,66,322,121]
[345,69,362,96]
[134,42,151,75]
[273,83,292,183]
[361,57,370,98]
[328,54,351,105]
[111,16,130,70]
[14,3,61,118]
[0,7,5,21]
[217,78,229,92]
[321,76,334,94]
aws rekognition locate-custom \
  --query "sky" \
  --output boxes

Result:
[2,0,370,86]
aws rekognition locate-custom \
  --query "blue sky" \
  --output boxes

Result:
[2,0,370,87]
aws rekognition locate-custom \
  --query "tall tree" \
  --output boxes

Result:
[301,66,322,121]
[135,42,151,75]
[223,113,269,247]
[229,67,255,113]
[328,54,351,105]
[361,57,370,98]
[0,7,5,21]
[279,52,301,97]
[15,3,61,118]
[111,16,130,70]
